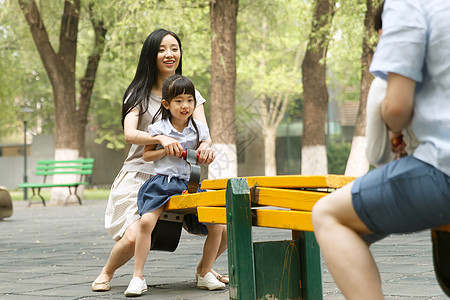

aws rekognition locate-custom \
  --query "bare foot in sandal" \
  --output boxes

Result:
[92,271,113,291]
[211,269,229,284]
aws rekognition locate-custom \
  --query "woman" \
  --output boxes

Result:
[92,29,228,292]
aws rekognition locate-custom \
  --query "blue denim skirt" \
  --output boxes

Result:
[137,174,208,235]
[352,155,450,243]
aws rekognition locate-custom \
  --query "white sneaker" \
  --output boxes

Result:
[124,277,147,297]
[197,272,225,290]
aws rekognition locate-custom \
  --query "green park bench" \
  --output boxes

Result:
[18,158,94,206]
[157,174,354,300]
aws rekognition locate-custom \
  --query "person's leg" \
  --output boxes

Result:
[196,225,227,278]
[312,183,384,300]
[195,224,226,290]
[197,224,227,277]
[93,219,139,286]
[94,171,150,290]
[132,206,164,279]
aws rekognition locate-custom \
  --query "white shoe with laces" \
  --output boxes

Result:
[124,277,147,297]
[197,272,225,290]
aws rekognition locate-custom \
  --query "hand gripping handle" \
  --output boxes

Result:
[181,149,201,194]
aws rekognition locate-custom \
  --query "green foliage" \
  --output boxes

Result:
[327,141,351,174]
[0,0,53,140]
[90,0,211,149]
[1,0,371,171]
[237,0,311,101]
[327,0,367,103]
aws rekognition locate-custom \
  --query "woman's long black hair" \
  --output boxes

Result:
[152,75,200,148]
[121,29,182,128]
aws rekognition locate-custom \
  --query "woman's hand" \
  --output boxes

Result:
[156,135,183,157]
[389,131,407,159]
[197,143,216,165]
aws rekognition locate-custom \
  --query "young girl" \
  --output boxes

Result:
[124,75,226,297]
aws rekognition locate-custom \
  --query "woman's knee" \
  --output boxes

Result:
[312,196,338,231]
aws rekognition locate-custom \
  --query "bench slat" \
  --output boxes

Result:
[201,175,355,190]
[165,190,226,211]
[197,207,225,224]
[35,170,93,176]
[255,209,313,231]
[166,187,327,213]
[252,187,327,211]
[37,158,94,164]
[18,182,89,188]
[197,207,313,232]
[36,164,93,170]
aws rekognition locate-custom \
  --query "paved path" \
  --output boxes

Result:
[0,200,447,299]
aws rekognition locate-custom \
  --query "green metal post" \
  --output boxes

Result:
[226,178,256,300]
[254,240,303,299]
[299,231,323,299]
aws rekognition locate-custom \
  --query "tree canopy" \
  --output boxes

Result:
[1,0,372,176]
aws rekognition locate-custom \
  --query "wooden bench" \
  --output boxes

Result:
[154,174,450,299]
[157,174,354,300]
[18,158,94,206]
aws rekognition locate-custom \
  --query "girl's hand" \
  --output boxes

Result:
[389,131,407,159]
[197,143,216,165]
[157,135,183,157]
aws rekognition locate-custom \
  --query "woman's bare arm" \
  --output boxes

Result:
[192,104,212,147]
[123,107,183,156]
[381,73,415,134]
[142,144,167,162]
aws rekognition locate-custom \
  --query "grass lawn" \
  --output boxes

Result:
[9,188,110,201]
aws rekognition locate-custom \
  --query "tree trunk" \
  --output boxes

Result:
[301,0,336,175]
[258,17,303,176]
[263,127,277,176]
[208,0,238,179]
[77,4,107,157]
[345,0,377,177]
[19,0,106,204]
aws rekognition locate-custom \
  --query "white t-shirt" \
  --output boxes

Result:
[365,77,419,167]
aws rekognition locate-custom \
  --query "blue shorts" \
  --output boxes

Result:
[352,156,450,243]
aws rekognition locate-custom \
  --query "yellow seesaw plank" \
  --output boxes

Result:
[164,190,226,211]
[252,187,328,211]
[197,207,314,232]
[255,209,313,231]
[197,207,226,224]
[201,174,355,190]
